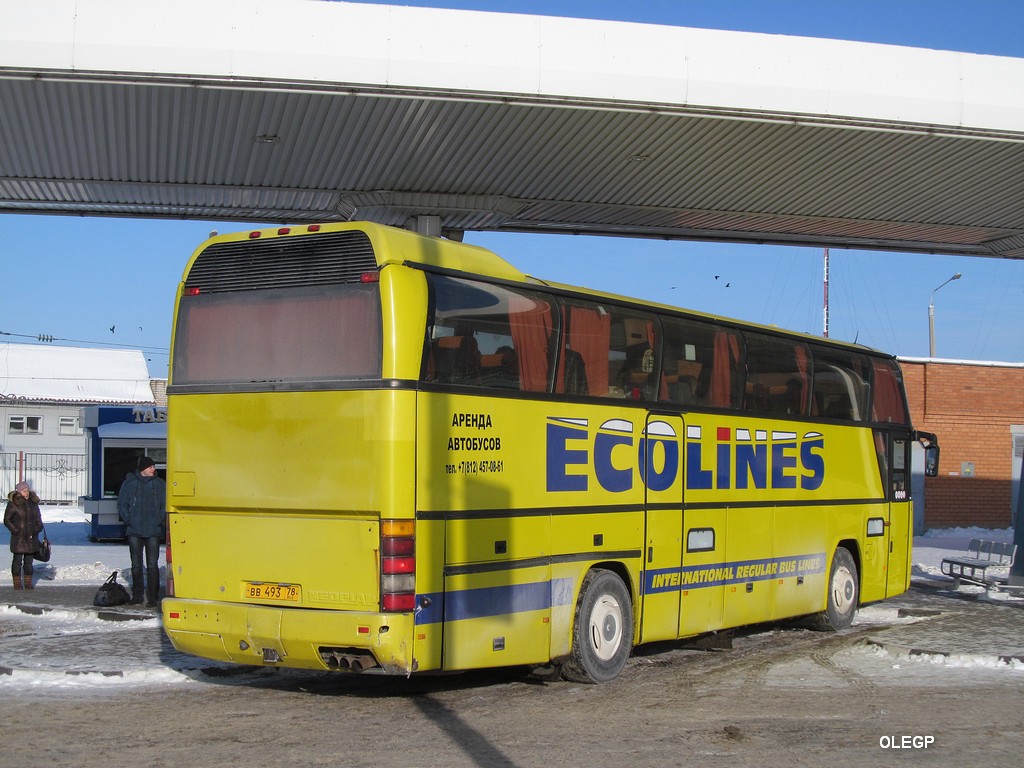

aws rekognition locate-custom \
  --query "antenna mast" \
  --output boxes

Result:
[822,248,830,338]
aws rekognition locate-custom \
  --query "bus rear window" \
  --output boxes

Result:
[172,284,381,386]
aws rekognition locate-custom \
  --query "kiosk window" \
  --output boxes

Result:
[102,449,165,496]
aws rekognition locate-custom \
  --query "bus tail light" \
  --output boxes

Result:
[381,519,415,612]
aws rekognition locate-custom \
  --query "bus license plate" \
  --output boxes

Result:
[244,582,300,602]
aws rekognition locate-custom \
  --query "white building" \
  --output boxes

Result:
[0,342,163,501]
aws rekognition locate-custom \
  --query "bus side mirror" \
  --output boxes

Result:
[917,432,940,477]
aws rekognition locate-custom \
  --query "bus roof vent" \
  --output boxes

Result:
[185,230,377,293]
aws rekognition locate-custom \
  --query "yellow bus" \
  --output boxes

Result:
[162,222,938,683]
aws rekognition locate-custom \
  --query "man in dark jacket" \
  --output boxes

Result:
[117,456,166,606]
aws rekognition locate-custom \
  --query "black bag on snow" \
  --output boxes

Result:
[93,571,131,607]
[33,536,51,562]
[33,523,51,562]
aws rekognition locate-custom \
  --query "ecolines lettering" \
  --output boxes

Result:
[546,418,678,493]
[686,426,825,491]
[546,420,825,493]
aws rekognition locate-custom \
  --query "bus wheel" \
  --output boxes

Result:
[813,548,859,631]
[563,569,633,684]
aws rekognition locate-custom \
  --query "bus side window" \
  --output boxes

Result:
[425,274,556,393]
[743,332,810,416]
[609,313,658,400]
[871,358,909,425]
[506,288,556,393]
[557,302,610,397]
[658,317,739,408]
[811,348,871,421]
[709,328,743,408]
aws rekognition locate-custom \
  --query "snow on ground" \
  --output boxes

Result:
[913,525,1015,572]
[911,525,1020,604]
[1,506,1022,692]
[22,506,1019,588]
[28,505,135,585]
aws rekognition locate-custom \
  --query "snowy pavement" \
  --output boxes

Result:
[1,506,1022,692]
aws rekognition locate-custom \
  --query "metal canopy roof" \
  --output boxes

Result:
[1,0,1023,258]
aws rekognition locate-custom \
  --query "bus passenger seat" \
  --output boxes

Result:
[824,398,852,420]
[479,348,519,389]
[480,353,503,373]
[670,375,697,404]
[563,349,588,395]
[432,335,481,384]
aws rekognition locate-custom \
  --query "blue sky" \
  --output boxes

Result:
[3,0,1023,378]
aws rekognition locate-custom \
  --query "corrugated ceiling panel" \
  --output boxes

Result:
[1,75,1022,257]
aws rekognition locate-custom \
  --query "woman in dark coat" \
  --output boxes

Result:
[4,481,43,590]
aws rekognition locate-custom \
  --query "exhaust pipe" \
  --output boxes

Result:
[318,647,379,673]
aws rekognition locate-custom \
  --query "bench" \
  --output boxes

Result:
[940,538,1017,589]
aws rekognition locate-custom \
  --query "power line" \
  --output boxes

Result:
[0,330,169,354]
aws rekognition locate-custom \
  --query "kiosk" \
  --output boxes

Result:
[81,405,167,541]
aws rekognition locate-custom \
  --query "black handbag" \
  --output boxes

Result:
[93,571,131,607]
[33,524,51,562]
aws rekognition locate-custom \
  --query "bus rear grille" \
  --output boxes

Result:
[185,230,377,293]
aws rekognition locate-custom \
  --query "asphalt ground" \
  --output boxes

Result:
[2,577,1023,680]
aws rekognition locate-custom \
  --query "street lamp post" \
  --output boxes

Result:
[928,273,962,358]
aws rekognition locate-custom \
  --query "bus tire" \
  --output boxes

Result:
[813,547,859,631]
[563,569,633,684]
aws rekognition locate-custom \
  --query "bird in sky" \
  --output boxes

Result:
[109,325,115,334]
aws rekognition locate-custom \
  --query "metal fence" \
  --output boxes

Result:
[0,452,15,500]
[0,451,88,504]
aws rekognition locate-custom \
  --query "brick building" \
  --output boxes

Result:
[901,358,1024,531]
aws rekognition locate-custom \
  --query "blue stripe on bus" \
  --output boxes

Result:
[644,552,827,594]
[415,577,575,625]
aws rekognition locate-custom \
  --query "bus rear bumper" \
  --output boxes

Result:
[161,598,416,674]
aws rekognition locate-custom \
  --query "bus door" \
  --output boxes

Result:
[639,412,684,643]
[677,503,726,638]
[884,432,913,596]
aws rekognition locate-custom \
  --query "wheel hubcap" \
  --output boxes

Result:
[832,565,855,614]
[589,594,623,661]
